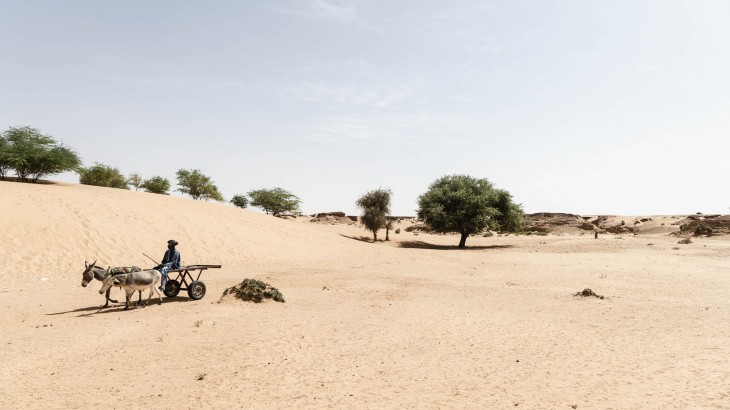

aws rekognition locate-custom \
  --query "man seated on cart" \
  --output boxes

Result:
[156,239,180,291]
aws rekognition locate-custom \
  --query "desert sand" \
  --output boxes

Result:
[1,180,729,409]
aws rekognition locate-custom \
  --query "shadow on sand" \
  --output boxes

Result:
[47,295,193,317]
[397,241,515,251]
[339,234,375,243]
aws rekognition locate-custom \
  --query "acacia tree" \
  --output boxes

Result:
[1,126,81,182]
[140,176,170,194]
[176,169,223,201]
[356,188,392,242]
[230,194,249,209]
[0,136,10,178]
[127,173,143,190]
[78,163,128,189]
[417,175,524,248]
[247,188,301,216]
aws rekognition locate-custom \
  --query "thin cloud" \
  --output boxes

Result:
[100,73,249,92]
[284,82,419,108]
[270,0,361,22]
[307,114,471,147]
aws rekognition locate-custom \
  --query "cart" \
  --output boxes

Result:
[162,264,221,300]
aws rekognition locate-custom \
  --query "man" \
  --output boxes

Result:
[157,239,181,291]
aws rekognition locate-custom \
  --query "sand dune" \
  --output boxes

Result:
[1,180,729,408]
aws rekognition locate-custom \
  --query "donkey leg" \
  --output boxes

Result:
[124,292,131,310]
[104,288,118,306]
[143,287,153,307]
[138,290,142,304]
[153,285,163,305]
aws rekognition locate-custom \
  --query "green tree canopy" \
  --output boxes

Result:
[1,126,81,182]
[417,174,524,248]
[230,194,249,209]
[127,173,143,190]
[247,188,301,216]
[140,176,170,195]
[176,169,224,201]
[78,163,129,189]
[0,136,11,179]
[356,188,392,242]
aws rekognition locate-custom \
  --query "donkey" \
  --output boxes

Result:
[80,260,143,307]
[99,269,163,310]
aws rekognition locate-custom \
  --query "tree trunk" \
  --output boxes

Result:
[458,232,469,248]
[373,231,378,242]
[385,227,390,241]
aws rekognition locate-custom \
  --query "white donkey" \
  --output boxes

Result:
[81,260,142,307]
[99,269,163,310]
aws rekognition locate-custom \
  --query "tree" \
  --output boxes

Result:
[417,175,524,248]
[1,126,81,182]
[78,163,129,189]
[0,136,11,179]
[230,194,249,209]
[140,176,170,195]
[176,169,224,201]
[247,188,301,216]
[356,188,392,242]
[127,173,143,190]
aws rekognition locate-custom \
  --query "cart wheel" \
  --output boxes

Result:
[164,280,181,298]
[188,280,206,300]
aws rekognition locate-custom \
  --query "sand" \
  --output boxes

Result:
[1,180,729,409]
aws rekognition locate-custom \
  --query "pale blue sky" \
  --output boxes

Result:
[2,1,729,215]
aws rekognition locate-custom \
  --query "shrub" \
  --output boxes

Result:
[78,163,128,189]
[230,194,249,209]
[127,173,143,190]
[693,224,713,236]
[395,228,401,234]
[140,176,171,195]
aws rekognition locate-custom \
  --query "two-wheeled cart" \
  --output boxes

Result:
[162,264,221,300]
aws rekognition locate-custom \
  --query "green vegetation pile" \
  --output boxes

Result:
[219,279,285,303]
[573,288,605,299]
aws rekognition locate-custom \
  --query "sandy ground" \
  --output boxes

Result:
[1,180,729,409]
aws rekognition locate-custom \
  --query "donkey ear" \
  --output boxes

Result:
[91,259,97,267]
[85,261,88,268]
[113,278,121,285]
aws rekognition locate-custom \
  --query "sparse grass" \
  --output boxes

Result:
[599,273,607,279]
[483,231,494,237]
[672,247,680,250]
[647,243,654,246]
[196,373,206,381]
[157,336,164,342]
[194,320,203,327]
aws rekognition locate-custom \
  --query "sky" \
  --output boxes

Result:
[2,0,730,215]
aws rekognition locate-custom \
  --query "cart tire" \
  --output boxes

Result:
[188,281,206,300]
[164,280,181,298]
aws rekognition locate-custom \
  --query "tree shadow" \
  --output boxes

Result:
[339,234,375,243]
[47,296,193,317]
[397,241,515,251]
